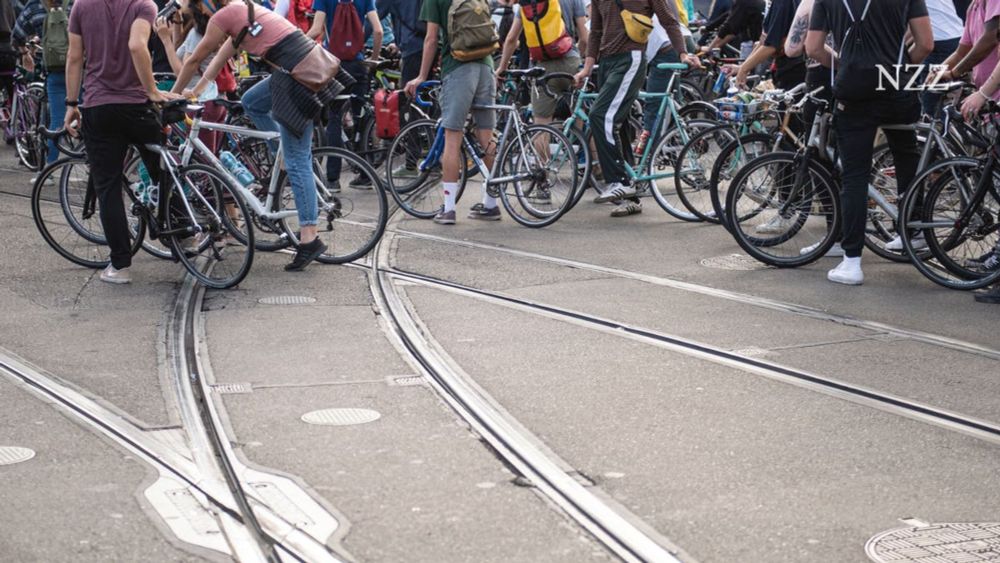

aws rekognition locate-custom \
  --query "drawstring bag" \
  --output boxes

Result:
[832,0,910,102]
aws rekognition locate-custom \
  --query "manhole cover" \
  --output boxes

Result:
[866,522,1000,562]
[0,446,36,466]
[258,296,317,306]
[700,254,772,271]
[301,408,381,426]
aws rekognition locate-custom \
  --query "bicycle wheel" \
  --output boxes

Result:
[726,152,840,267]
[359,112,388,170]
[494,124,578,228]
[277,147,388,264]
[33,157,144,269]
[385,119,467,219]
[166,164,254,289]
[563,126,593,212]
[710,132,774,231]
[674,124,738,223]
[647,118,718,221]
[14,84,46,171]
[900,157,1000,290]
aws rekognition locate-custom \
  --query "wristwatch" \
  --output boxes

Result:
[65,100,79,107]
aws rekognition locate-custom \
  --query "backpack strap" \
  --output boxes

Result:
[232,0,256,51]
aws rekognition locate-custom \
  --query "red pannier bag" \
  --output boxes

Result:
[374,89,406,139]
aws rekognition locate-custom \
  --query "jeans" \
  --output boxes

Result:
[641,49,679,136]
[326,60,369,180]
[81,103,162,269]
[46,72,66,163]
[834,95,921,258]
[241,76,318,226]
[919,37,961,117]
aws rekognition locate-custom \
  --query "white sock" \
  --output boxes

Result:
[481,191,497,209]
[442,182,458,213]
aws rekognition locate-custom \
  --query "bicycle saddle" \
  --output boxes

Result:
[500,67,547,79]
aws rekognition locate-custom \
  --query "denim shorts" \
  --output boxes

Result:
[439,62,496,131]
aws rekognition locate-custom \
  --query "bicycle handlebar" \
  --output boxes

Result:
[413,80,440,108]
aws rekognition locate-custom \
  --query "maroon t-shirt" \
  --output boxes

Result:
[69,0,157,108]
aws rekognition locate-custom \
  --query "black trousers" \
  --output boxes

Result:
[81,103,163,269]
[834,95,921,258]
[400,51,422,125]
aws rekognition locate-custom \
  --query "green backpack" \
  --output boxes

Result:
[447,0,499,62]
[42,2,71,70]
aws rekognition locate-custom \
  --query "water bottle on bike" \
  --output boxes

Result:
[219,151,255,187]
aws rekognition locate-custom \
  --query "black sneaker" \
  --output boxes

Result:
[284,238,328,271]
[349,174,373,189]
[975,286,1000,304]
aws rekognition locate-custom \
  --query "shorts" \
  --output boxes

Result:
[440,62,496,131]
[529,55,580,118]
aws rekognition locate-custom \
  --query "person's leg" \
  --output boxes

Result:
[400,52,422,124]
[435,64,479,222]
[198,101,227,154]
[589,52,646,190]
[241,76,279,154]
[82,105,133,271]
[641,50,675,139]
[46,72,67,163]
[829,103,879,284]
[278,119,319,242]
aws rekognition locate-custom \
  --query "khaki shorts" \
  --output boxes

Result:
[530,56,581,119]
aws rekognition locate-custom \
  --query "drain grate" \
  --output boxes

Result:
[211,383,253,394]
[258,296,317,306]
[301,408,381,426]
[866,522,1000,562]
[0,446,36,466]
[387,375,425,387]
[700,254,772,271]
[732,346,772,357]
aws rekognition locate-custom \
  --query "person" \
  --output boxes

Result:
[929,0,1000,102]
[172,0,350,271]
[63,0,181,284]
[731,0,805,91]
[377,0,424,139]
[807,0,933,286]
[918,0,963,115]
[573,0,700,206]
[699,0,763,55]
[403,0,500,225]
[307,0,381,190]
[12,0,68,165]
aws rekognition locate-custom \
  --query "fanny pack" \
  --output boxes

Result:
[613,0,653,44]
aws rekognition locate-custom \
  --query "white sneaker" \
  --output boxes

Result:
[594,182,637,203]
[100,265,132,284]
[800,241,844,257]
[754,214,794,234]
[885,234,926,251]
[827,258,863,286]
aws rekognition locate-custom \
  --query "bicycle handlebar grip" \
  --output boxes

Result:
[656,62,689,71]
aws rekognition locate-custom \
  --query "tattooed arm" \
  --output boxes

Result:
[784,0,813,57]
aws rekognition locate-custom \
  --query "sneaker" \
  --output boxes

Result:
[348,174,373,189]
[392,164,419,178]
[827,258,864,286]
[800,241,844,257]
[966,250,1000,272]
[529,185,552,203]
[754,214,794,234]
[885,234,926,251]
[100,264,132,284]
[468,203,501,221]
[594,182,637,204]
[433,208,456,225]
[974,286,1000,304]
[610,200,642,217]
[284,238,328,271]
[326,180,342,193]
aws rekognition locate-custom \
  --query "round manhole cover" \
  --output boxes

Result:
[866,522,1000,562]
[700,254,772,271]
[258,296,317,306]
[0,446,36,466]
[301,408,381,426]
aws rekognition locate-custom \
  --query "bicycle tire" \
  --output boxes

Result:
[166,164,255,289]
[674,124,738,223]
[277,147,388,264]
[494,124,578,228]
[563,126,593,212]
[33,157,145,269]
[710,132,774,232]
[900,157,1000,290]
[647,118,718,221]
[14,84,46,171]
[385,119,467,219]
[726,152,841,268]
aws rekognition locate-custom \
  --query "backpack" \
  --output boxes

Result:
[328,0,365,61]
[447,0,499,62]
[42,1,72,70]
[832,0,909,102]
[374,88,405,139]
[519,0,573,61]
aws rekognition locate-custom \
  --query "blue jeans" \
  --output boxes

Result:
[46,72,66,163]
[641,49,679,136]
[920,37,961,117]
[241,76,318,226]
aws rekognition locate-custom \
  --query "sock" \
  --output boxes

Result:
[481,191,497,209]
[442,182,458,213]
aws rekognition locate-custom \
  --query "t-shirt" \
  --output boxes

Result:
[810,0,928,67]
[209,2,296,57]
[312,0,375,60]
[763,0,806,84]
[960,0,1000,90]
[177,29,220,102]
[926,0,964,40]
[68,0,156,107]
[514,0,587,60]
[420,0,494,76]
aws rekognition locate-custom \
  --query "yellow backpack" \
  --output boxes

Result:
[519,0,574,61]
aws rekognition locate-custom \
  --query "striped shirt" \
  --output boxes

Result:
[587,0,687,60]
[12,0,45,48]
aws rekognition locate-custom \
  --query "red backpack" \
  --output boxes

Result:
[328,0,364,61]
